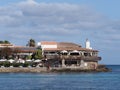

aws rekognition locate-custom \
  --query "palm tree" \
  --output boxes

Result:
[27,39,36,47]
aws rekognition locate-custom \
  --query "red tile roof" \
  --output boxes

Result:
[44,48,98,52]
[40,41,57,45]
[57,42,81,48]
[41,41,98,52]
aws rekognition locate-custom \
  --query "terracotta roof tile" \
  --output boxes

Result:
[42,41,98,52]
[40,41,57,45]
[57,42,81,48]
[44,48,98,52]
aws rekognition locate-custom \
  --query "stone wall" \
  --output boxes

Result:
[84,61,98,69]
[0,67,48,73]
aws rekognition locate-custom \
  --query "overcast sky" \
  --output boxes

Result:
[0,0,120,64]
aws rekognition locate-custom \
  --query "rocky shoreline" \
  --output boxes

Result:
[51,65,111,73]
[0,65,111,73]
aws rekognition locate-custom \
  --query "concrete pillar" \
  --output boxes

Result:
[95,52,98,56]
[62,59,66,67]
[84,63,88,67]
[90,52,92,56]
[77,60,80,66]
[82,52,84,56]
[80,60,84,67]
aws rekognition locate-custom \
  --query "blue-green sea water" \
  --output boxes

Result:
[0,65,119,90]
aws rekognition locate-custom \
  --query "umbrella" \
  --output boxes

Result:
[61,50,68,53]
[8,59,15,63]
[34,59,41,62]
[72,50,79,53]
[17,59,25,63]
[26,59,32,62]
[0,59,7,62]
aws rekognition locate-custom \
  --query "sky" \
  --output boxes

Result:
[0,0,120,64]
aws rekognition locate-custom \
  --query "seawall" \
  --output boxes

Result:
[0,67,48,73]
[0,65,111,73]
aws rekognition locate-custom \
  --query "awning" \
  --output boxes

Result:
[72,50,79,53]
[8,59,15,63]
[34,59,41,62]
[61,50,68,53]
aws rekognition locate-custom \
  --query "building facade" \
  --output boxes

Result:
[0,43,36,59]
[38,40,101,70]
[0,41,101,70]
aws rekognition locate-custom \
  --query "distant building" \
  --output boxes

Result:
[0,43,14,48]
[0,43,36,59]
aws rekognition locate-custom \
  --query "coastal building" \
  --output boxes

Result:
[0,40,101,70]
[0,43,14,48]
[11,46,36,59]
[37,40,101,70]
[0,43,36,59]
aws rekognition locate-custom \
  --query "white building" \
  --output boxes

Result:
[37,41,57,50]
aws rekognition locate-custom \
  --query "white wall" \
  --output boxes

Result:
[85,40,92,49]
[41,45,57,50]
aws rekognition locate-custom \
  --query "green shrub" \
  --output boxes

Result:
[22,62,29,67]
[3,61,11,67]
[12,63,22,67]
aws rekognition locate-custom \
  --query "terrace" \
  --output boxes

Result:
[45,54,101,61]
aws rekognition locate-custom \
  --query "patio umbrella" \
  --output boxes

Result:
[34,59,41,63]
[8,59,15,63]
[61,50,68,53]
[17,59,25,63]
[0,59,7,62]
[72,50,79,53]
[26,59,32,62]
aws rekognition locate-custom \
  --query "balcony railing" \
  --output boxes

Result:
[45,54,101,61]
[81,56,101,61]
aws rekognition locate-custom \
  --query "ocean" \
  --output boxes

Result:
[0,65,119,90]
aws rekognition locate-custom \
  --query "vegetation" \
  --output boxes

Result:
[0,40,10,44]
[12,63,21,67]
[0,61,11,67]
[0,39,42,60]
[27,39,36,47]
[26,55,32,59]
[0,62,33,67]
[22,62,31,67]
[32,49,42,59]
